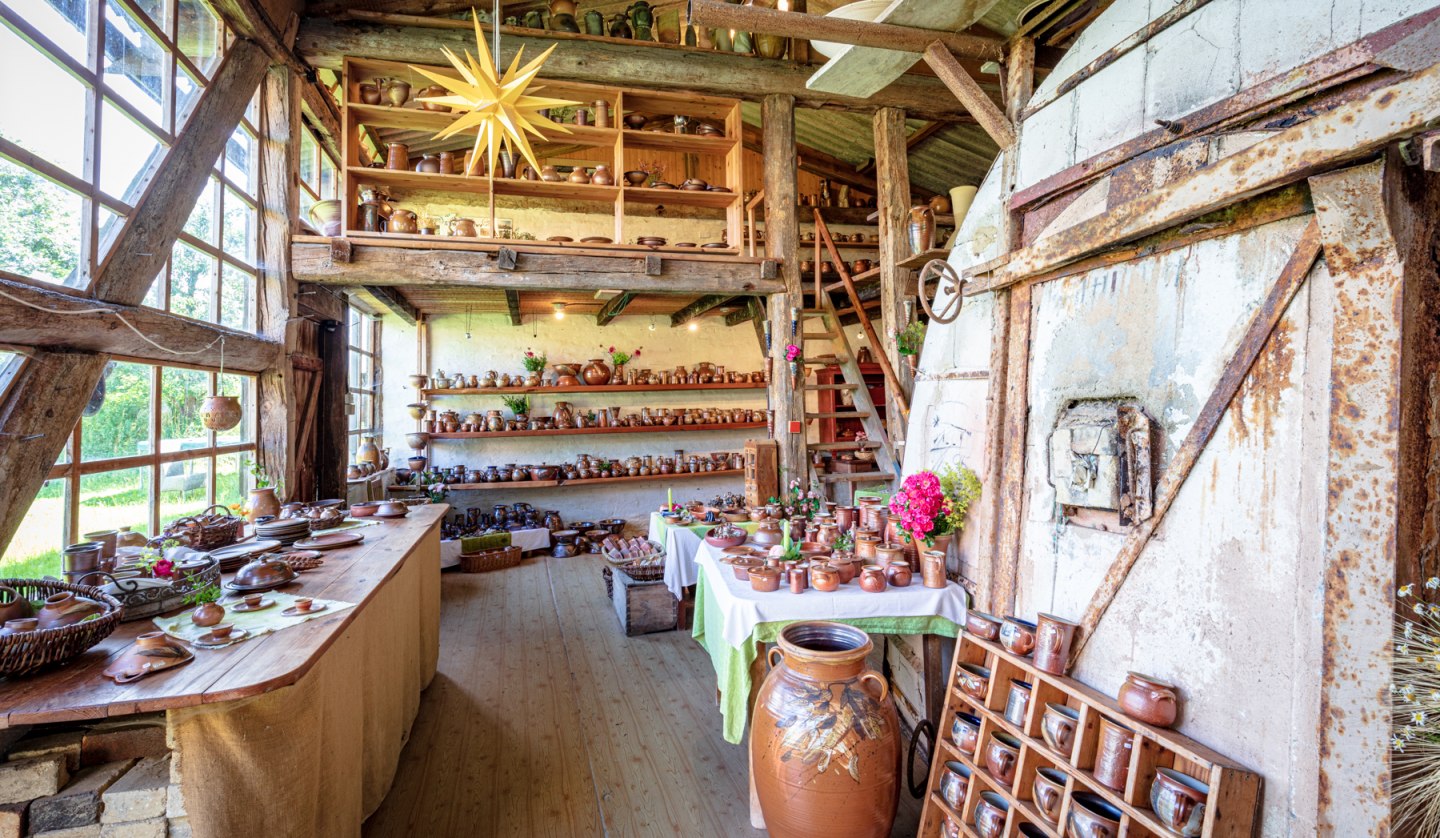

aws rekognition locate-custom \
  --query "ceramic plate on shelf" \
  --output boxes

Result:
[293,532,365,551]
[210,540,282,561]
[580,236,612,243]
[546,236,574,242]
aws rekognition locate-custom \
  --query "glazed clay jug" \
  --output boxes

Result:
[581,358,612,385]
[248,487,281,522]
[752,622,899,838]
[907,204,936,255]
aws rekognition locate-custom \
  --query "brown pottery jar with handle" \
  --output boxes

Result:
[1118,671,1179,727]
[751,621,898,838]
[581,358,612,385]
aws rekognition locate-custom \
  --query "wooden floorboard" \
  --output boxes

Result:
[365,554,923,837]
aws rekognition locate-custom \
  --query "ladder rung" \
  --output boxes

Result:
[802,331,838,340]
[802,383,859,391]
[803,356,845,365]
[806,411,871,420]
[823,267,881,292]
[800,309,830,317]
[818,472,892,483]
[810,441,880,451]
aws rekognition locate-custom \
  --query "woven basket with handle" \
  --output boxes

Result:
[164,504,244,551]
[0,579,123,677]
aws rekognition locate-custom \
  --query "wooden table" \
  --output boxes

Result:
[0,505,446,837]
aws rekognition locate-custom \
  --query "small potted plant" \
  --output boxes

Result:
[603,345,641,383]
[500,394,531,425]
[185,583,225,628]
[896,320,927,374]
[522,349,547,386]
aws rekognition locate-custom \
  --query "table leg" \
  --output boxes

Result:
[923,633,946,727]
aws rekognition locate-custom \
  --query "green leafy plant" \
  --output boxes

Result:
[249,459,273,489]
[832,530,853,552]
[896,320,927,356]
[182,582,221,607]
[522,349,547,374]
[604,345,641,366]
[935,461,982,536]
[500,394,531,417]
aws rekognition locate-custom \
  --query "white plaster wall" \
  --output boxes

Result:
[381,312,766,528]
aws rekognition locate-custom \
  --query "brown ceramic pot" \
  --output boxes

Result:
[1094,717,1135,791]
[1068,793,1122,838]
[36,592,104,630]
[999,616,1037,656]
[973,792,1008,838]
[858,565,887,593]
[1034,612,1079,675]
[939,761,970,810]
[835,505,858,532]
[1032,766,1067,824]
[417,84,450,111]
[956,663,990,702]
[1149,767,1209,837]
[830,555,860,585]
[1041,703,1080,756]
[949,711,981,755]
[581,358,612,385]
[873,542,905,567]
[853,532,880,561]
[749,566,782,593]
[983,731,1020,786]
[809,563,840,592]
[884,561,911,587]
[386,142,409,170]
[882,522,918,564]
[0,586,33,625]
[190,602,225,628]
[1118,671,1179,727]
[752,622,899,838]
[965,611,1002,641]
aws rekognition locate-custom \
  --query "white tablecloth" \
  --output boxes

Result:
[653,513,708,599]
[697,540,969,648]
[440,527,553,568]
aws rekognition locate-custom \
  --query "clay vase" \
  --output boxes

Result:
[584,9,604,34]
[1034,612,1080,675]
[593,99,610,128]
[752,622,899,838]
[358,81,381,105]
[581,358,612,385]
[591,164,615,186]
[248,487,281,523]
[36,592,104,630]
[540,165,563,182]
[1118,671,1179,727]
[569,166,591,183]
[499,151,518,179]
[1150,768,1209,837]
[415,154,441,174]
[384,78,410,107]
[191,602,225,628]
[386,142,409,170]
[0,586,33,625]
[907,204,936,255]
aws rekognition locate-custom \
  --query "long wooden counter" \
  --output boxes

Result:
[0,504,447,728]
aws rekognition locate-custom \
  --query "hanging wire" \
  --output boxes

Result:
[0,287,226,357]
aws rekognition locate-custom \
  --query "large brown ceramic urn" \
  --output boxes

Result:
[752,621,899,838]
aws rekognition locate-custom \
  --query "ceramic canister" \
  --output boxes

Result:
[1094,717,1135,791]
[1004,679,1032,727]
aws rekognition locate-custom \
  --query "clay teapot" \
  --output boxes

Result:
[36,591,105,630]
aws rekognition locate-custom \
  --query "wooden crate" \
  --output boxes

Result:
[612,568,679,636]
[917,633,1262,838]
[831,457,878,474]
[744,438,779,508]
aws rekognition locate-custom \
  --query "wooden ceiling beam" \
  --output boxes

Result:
[596,291,635,326]
[725,298,763,327]
[923,42,1015,148]
[669,295,734,327]
[296,14,982,121]
[505,290,523,325]
[363,285,420,325]
[293,240,785,295]
[689,0,1005,62]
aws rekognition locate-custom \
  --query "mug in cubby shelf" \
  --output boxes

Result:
[982,730,1021,787]
[1032,766,1067,825]
[1094,716,1135,792]
[1041,702,1080,757]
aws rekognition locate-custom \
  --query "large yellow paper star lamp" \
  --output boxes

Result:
[410,11,578,177]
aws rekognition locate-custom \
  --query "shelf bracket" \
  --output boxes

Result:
[645,255,663,276]
[761,259,779,281]
[329,238,352,264]
[498,247,518,271]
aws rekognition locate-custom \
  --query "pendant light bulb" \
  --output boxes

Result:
[648,317,656,332]
[688,320,698,332]
[553,302,567,320]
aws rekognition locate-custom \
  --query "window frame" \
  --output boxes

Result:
[297,122,339,222]
[347,312,380,458]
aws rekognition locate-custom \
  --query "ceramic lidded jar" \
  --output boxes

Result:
[1118,671,1179,727]
[751,622,899,838]
[858,565,887,593]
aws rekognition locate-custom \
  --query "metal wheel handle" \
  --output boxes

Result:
[917,258,965,325]
[906,718,937,799]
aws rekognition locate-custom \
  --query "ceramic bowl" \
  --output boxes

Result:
[350,501,380,518]
[624,170,649,186]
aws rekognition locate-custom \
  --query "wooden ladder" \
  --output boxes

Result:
[797,209,908,498]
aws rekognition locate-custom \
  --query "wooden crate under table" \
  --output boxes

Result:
[612,567,679,636]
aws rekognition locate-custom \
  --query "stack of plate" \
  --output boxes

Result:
[209,539,282,573]
[255,518,311,546]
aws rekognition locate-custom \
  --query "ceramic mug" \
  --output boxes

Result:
[950,711,982,755]
[965,611,1002,640]
[1042,702,1080,757]
[957,663,991,702]
[1069,792,1123,838]
[1034,612,1079,675]
[983,731,1021,786]
[999,616,1038,656]
[1094,717,1135,791]
[1004,679,1032,727]
[1150,767,1209,837]
[1032,766,1067,823]
[973,791,1009,838]
[940,760,970,810]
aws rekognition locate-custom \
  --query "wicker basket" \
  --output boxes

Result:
[459,545,523,574]
[164,504,244,551]
[602,561,665,598]
[0,579,123,677]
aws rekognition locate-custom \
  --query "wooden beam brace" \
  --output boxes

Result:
[670,295,733,327]
[726,299,763,327]
[363,285,420,325]
[922,42,1016,149]
[595,291,635,326]
[0,352,111,556]
[1073,219,1322,660]
[297,15,981,122]
[0,275,282,372]
[291,241,786,295]
[505,290,522,326]
[688,0,1005,62]
[92,40,271,306]
[1004,36,1035,124]
[978,53,1440,293]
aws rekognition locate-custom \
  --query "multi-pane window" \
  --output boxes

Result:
[298,125,339,222]
[0,359,257,577]
[0,0,229,289]
[348,308,379,459]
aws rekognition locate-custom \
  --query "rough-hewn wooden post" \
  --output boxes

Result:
[257,63,301,498]
[873,106,912,459]
[762,94,805,490]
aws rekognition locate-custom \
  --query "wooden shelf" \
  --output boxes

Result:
[421,382,764,397]
[351,167,620,203]
[429,422,764,440]
[325,231,747,259]
[898,248,951,270]
[622,186,739,209]
[392,468,743,492]
[622,129,738,154]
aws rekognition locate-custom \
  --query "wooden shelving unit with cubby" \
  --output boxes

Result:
[340,56,745,250]
[918,633,1262,838]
